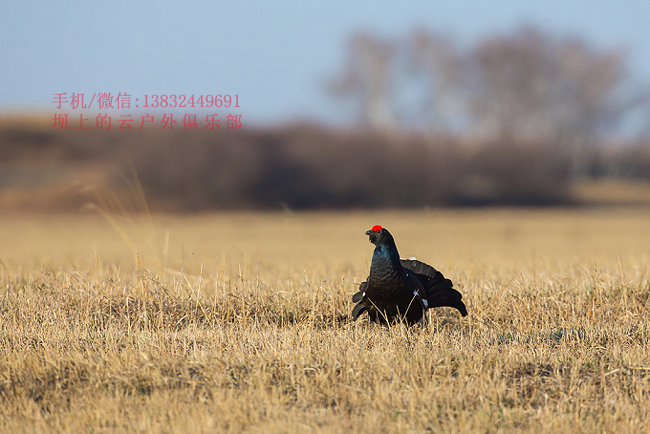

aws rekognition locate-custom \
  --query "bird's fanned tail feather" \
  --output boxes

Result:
[400,258,439,278]
[401,258,468,317]
[426,286,468,316]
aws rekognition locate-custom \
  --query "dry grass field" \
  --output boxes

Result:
[2,208,650,433]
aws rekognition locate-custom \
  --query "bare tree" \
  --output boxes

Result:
[406,29,465,135]
[327,33,397,130]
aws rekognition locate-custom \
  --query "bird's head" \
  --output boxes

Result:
[365,225,394,247]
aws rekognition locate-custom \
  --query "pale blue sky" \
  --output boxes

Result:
[1,0,649,126]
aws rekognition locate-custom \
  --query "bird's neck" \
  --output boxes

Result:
[369,244,402,280]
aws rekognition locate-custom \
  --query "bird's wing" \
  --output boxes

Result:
[352,281,367,303]
[351,281,368,320]
[351,302,367,320]
[404,270,426,297]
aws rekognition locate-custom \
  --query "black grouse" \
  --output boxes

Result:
[351,225,468,325]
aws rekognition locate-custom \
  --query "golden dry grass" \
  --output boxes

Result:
[1,209,650,433]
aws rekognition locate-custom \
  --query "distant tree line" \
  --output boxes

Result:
[2,121,650,211]
[327,26,650,177]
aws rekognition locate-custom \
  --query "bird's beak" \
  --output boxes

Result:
[365,229,372,236]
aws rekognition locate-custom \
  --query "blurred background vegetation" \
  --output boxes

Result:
[2,25,650,212]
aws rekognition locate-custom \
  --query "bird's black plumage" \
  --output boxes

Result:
[351,226,467,325]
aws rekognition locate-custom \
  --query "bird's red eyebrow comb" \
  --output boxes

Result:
[372,225,383,231]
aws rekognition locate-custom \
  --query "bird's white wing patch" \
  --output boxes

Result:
[413,290,428,308]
